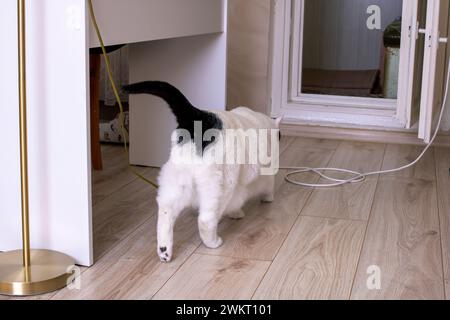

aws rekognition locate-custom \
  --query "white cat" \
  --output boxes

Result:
[124,82,281,262]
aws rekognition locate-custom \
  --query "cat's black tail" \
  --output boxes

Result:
[122,81,222,153]
[122,81,202,127]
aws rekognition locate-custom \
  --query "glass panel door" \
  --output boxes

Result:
[400,0,428,128]
[418,0,450,142]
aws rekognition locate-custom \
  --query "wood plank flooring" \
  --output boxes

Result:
[300,142,385,221]
[154,255,271,300]
[4,138,450,300]
[253,217,366,300]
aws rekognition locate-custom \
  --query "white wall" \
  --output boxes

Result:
[303,0,403,70]
[0,0,93,266]
[227,0,272,114]
[0,0,21,257]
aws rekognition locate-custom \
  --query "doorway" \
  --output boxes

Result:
[270,0,449,141]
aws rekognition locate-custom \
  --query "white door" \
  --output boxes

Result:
[397,0,428,128]
[418,0,449,142]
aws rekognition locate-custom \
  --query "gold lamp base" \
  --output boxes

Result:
[0,249,75,296]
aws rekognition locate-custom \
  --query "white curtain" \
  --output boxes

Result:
[99,45,129,106]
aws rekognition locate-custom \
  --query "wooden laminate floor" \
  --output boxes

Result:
[4,138,450,300]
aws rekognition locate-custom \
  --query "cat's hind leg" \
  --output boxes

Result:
[156,165,193,262]
[197,179,228,249]
[198,210,223,249]
[157,206,183,263]
[224,188,247,220]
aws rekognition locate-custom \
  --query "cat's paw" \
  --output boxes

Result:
[203,237,223,249]
[157,245,172,263]
[261,193,275,203]
[227,209,245,220]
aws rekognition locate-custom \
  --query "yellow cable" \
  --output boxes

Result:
[87,0,159,189]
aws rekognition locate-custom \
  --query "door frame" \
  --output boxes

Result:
[269,0,419,128]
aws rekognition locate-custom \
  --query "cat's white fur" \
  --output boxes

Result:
[156,107,281,262]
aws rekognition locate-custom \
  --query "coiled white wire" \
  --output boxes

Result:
[281,59,450,188]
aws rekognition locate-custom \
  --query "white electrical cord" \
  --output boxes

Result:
[281,59,450,188]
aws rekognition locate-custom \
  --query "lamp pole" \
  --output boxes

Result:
[18,0,31,272]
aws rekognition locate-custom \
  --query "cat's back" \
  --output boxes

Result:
[215,107,274,130]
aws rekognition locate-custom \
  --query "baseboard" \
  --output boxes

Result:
[281,122,450,147]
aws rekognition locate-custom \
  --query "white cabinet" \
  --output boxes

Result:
[89,0,225,48]
[89,0,227,167]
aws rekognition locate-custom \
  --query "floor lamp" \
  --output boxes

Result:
[0,0,75,296]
